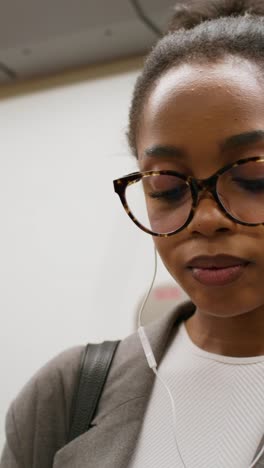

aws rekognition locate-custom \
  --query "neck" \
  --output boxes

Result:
[185,306,264,357]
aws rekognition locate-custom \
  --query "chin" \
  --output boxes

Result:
[184,285,263,318]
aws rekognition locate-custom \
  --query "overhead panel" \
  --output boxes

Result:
[0,0,176,83]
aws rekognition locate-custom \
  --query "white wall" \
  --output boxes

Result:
[0,59,183,451]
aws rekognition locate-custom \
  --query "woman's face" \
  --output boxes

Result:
[137,56,264,318]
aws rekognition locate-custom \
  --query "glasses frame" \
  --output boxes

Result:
[113,156,264,237]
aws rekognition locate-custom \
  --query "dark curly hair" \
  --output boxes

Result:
[127,0,264,157]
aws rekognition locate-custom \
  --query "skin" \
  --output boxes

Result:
[137,55,264,357]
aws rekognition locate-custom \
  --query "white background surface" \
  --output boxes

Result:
[0,60,182,451]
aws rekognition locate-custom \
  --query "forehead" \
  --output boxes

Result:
[137,58,264,168]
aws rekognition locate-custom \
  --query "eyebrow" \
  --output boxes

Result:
[144,130,264,159]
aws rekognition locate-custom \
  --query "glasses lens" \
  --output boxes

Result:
[125,174,192,234]
[217,160,264,223]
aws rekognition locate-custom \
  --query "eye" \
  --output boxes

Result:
[149,185,189,202]
[232,177,264,192]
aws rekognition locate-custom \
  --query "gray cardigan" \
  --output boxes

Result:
[1,300,264,468]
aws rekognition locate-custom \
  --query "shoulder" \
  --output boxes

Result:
[3,345,85,468]
[13,345,85,422]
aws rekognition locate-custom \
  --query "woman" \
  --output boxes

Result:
[1,1,264,467]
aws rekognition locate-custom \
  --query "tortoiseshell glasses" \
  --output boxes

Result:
[113,156,264,237]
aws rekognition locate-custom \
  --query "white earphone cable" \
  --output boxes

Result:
[137,246,187,466]
[137,245,158,329]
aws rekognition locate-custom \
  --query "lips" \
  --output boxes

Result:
[186,254,250,269]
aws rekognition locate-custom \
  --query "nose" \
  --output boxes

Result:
[186,191,236,237]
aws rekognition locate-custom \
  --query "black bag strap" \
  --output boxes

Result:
[68,340,120,443]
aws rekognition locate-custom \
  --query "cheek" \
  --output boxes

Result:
[154,237,182,277]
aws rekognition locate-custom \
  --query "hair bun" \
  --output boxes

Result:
[167,0,264,32]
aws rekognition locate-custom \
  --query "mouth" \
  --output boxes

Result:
[186,254,250,269]
[186,255,251,286]
[189,264,250,286]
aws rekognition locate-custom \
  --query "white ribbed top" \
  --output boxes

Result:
[129,321,264,468]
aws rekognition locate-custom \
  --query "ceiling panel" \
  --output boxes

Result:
[0,0,176,83]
